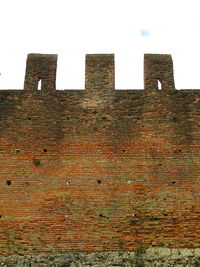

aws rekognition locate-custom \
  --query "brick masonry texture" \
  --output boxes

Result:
[24,54,57,91]
[144,54,175,90]
[0,53,200,257]
[85,54,115,91]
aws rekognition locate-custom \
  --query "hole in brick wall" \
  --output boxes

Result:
[38,79,42,90]
[102,117,107,120]
[150,217,160,221]
[158,80,162,90]
[122,150,126,153]
[172,181,176,184]
[97,180,102,184]
[33,159,40,166]
[6,180,12,185]
[15,149,21,153]
[66,180,70,185]
[27,117,32,120]
[137,117,140,120]
[66,117,70,120]
[43,149,48,152]
[99,213,103,217]
[0,215,2,218]
[174,149,182,153]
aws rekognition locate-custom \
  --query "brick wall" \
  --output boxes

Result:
[0,54,200,256]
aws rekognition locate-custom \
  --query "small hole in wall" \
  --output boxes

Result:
[102,117,107,120]
[33,159,40,166]
[172,181,176,184]
[99,213,103,217]
[27,117,32,120]
[66,180,70,185]
[43,149,48,152]
[97,180,102,184]
[174,149,182,153]
[137,117,140,120]
[66,117,70,120]
[0,215,2,218]
[6,180,12,185]
[15,149,21,153]
[150,217,160,221]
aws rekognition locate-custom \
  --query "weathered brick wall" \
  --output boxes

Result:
[0,54,200,256]
[85,54,115,91]
[144,54,175,90]
[24,53,57,91]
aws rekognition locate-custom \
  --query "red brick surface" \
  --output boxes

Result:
[0,54,200,256]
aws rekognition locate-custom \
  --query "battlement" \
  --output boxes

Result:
[24,54,57,91]
[144,54,175,90]
[85,54,115,91]
[22,53,176,91]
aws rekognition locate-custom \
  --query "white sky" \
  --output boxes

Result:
[0,0,200,89]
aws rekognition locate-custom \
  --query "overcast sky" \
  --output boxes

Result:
[0,0,199,89]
